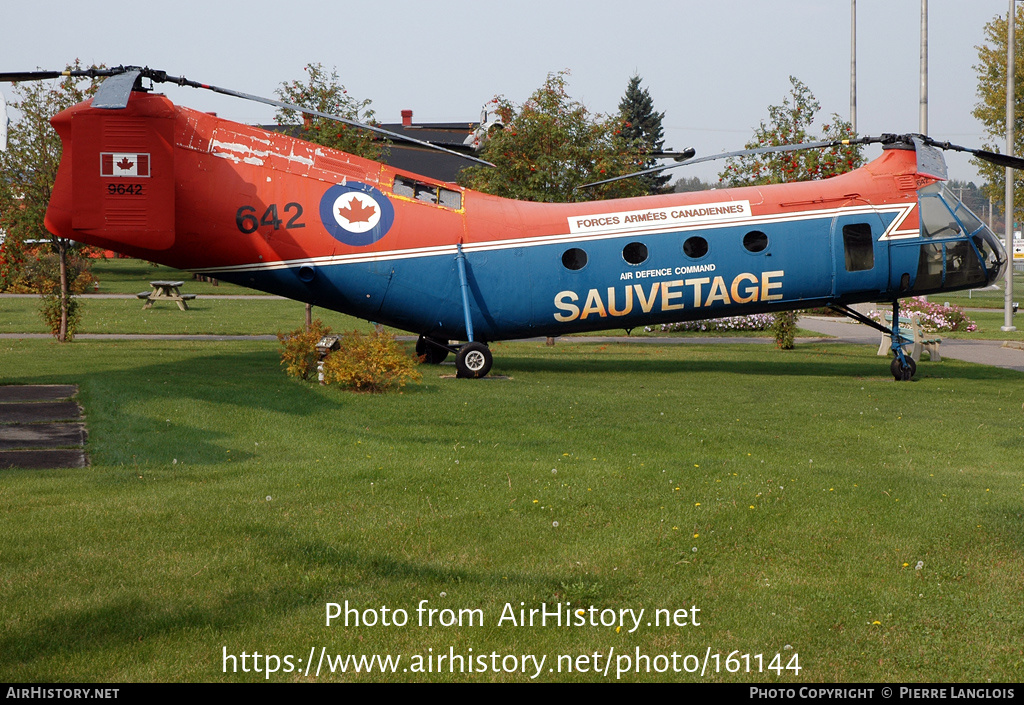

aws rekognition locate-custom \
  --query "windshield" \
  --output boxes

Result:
[915,183,1007,289]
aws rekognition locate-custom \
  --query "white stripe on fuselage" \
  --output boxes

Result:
[192,201,919,274]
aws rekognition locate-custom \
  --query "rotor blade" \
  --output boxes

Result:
[971,149,1024,170]
[646,148,696,161]
[578,139,851,190]
[0,68,123,84]
[920,136,1024,171]
[147,70,495,167]
[91,69,141,109]
[0,70,66,82]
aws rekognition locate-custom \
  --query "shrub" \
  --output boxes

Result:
[277,319,333,380]
[39,294,82,341]
[321,330,422,393]
[28,249,94,341]
[773,310,797,349]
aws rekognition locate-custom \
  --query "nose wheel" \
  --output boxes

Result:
[456,342,493,378]
[890,355,916,381]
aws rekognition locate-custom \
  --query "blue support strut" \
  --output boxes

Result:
[455,244,475,343]
[890,299,909,364]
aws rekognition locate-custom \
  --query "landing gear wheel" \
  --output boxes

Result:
[456,342,492,379]
[416,335,449,364]
[890,356,916,381]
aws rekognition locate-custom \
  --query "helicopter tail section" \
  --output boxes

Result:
[45,91,176,254]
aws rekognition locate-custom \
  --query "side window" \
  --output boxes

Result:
[683,236,709,259]
[562,248,588,271]
[842,223,874,272]
[393,175,462,210]
[743,230,768,253]
[622,242,648,265]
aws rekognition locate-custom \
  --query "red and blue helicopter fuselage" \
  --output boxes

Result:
[45,92,1006,349]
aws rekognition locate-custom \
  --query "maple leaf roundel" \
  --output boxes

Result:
[318,182,395,247]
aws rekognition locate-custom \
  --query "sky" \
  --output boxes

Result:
[0,0,1015,184]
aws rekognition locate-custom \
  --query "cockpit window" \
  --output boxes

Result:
[918,183,987,239]
[918,184,961,238]
[951,199,985,237]
[913,183,1008,291]
[972,233,1002,273]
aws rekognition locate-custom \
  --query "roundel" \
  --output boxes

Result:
[319,182,395,247]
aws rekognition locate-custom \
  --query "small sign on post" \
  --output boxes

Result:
[315,336,341,385]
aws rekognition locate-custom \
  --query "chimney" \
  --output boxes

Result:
[401,109,413,127]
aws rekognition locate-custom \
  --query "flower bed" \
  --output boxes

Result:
[870,297,977,332]
[646,313,776,333]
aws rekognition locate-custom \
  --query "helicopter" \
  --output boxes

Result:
[0,66,1013,381]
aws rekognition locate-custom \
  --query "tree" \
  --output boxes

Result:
[719,77,863,349]
[458,71,650,203]
[618,75,670,194]
[0,63,99,341]
[972,5,1024,216]
[275,63,386,161]
[719,76,863,187]
[672,176,720,193]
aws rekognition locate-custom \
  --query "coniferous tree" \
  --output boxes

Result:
[618,75,670,194]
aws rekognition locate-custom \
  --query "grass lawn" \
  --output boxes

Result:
[938,270,1024,310]
[0,298,380,337]
[935,310,1024,341]
[88,258,265,296]
[1,338,1022,682]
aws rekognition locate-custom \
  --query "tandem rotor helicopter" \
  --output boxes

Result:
[0,66,1013,380]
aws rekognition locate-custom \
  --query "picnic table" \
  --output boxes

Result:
[136,280,196,311]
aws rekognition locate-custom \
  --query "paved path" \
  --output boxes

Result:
[794,316,1024,374]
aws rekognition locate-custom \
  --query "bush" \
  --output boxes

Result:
[321,330,421,393]
[39,294,82,341]
[277,319,333,381]
[773,310,797,349]
[28,249,94,341]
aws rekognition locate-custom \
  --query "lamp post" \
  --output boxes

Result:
[851,0,857,134]
[1004,0,1018,332]
[920,0,928,136]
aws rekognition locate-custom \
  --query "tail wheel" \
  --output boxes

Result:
[416,335,449,364]
[456,342,492,379]
[890,356,916,381]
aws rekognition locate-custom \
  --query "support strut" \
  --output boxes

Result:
[827,303,915,380]
[455,243,475,343]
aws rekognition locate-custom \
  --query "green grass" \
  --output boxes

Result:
[1,339,1022,682]
[88,258,265,296]
[937,310,1024,341]
[0,298,380,336]
[939,270,1024,310]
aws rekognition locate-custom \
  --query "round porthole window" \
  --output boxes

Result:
[683,236,709,259]
[562,247,588,270]
[622,242,649,265]
[743,230,769,253]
